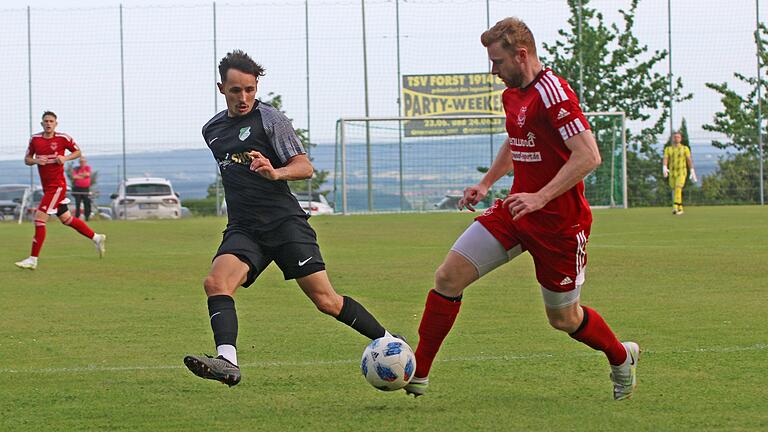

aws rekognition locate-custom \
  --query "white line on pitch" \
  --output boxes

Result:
[1,343,765,375]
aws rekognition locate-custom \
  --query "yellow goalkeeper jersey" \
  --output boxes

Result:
[664,144,690,178]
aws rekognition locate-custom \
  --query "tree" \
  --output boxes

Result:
[699,23,768,203]
[703,24,767,156]
[700,153,764,204]
[541,0,691,207]
[207,92,328,198]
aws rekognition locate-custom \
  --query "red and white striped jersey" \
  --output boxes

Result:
[26,132,79,190]
[501,68,592,233]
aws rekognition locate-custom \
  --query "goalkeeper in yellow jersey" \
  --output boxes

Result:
[663,132,696,215]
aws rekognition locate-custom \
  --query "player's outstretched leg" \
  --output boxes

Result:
[184,294,241,386]
[15,217,47,270]
[59,212,106,257]
[405,289,462,397]
[565,305,638,400]
[610,342,640,400]
[296,271,388,340]
[185,255,245,386]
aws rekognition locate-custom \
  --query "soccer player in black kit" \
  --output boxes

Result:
[184,50,393,386]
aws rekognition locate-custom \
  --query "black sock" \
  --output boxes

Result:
[335,296,386,340]
[207,295,238,348]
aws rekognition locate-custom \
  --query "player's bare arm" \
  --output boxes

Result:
[24,153,44,166]
[248,151,313,181]
[56,149,81,165]
[504,130,601,221]
[459,138,514,211]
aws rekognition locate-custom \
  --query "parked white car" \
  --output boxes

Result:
[293,192,334,216]
[0,184,29,221]
[110,177,181,220]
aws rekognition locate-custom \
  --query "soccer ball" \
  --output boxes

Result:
[360,336,416,391]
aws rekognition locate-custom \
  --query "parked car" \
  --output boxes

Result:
[0,184,29,221]
[293,192,334,215]
[110,177,182,220]
[433,194,462,210]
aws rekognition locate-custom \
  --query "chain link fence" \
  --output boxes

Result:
[0,0,765,216]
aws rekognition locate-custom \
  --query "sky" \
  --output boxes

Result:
[0,0,764,160]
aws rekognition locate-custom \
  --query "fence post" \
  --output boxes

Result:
[758,0,765,205]
[667,0,674,136]
[120,4,127,219]
[361,0,372,211]
[27,6,34,191]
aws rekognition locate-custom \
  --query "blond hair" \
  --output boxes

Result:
[480,17,536,55]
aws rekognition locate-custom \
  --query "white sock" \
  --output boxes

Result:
[216,344,238,366]
[612,344,631,369]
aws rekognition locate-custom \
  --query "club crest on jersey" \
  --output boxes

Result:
[517,106,527,127]
[238,126,251,141]
[50,142,58,151]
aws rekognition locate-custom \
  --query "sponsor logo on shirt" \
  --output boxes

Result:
[516,106,527,127]
[239,126,251,141]
[511,151,542,162]
[556,107,570,120]
[509,132,536,148]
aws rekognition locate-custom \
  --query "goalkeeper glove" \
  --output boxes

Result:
[663,165,669,178]
[689,168,697,182]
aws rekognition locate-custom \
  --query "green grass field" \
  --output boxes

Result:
[1,207,767,431]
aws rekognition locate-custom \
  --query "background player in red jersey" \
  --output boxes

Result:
[404,18,639,401]
[15,111,106,270]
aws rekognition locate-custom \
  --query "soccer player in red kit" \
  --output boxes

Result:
[404,18,639,400]
[15,111,106,270]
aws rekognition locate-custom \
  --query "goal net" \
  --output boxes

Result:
[333,112,626,214]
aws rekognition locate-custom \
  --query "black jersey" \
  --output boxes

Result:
[203,101,308,229]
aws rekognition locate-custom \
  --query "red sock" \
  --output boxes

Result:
[31,219,46,257]
[414,290,462,378]
[569,306,627,365]
[62,215,94,239]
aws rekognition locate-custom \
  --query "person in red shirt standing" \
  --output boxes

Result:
[403,18,639,401]
[15,111,106,270]
[72,156,93,220]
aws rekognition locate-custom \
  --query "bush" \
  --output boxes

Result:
[183,197,219,216]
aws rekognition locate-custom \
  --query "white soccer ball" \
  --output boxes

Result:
[361,336,416,391]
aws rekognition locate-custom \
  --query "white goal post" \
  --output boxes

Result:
[334,112,626,214]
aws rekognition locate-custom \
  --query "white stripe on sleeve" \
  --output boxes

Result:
[535,82,552,108]
[545,71,569,102]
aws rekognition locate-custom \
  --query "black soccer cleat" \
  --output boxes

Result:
[183,354,241,387]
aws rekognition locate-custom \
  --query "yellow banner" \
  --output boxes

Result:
[401,73,506,137]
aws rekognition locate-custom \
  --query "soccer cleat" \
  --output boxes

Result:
[675,209,684,215]
[93,234,106,258]
[404,376,429,397]
[14,257,37,270]
[610,342,640,401]
[183,354,241,387]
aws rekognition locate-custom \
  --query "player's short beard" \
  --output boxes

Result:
[502,70,524,88]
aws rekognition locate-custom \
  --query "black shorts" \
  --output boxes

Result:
[214,216,326,287]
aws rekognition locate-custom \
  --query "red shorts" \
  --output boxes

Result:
[475,199,590,292]
[38,186,68,215]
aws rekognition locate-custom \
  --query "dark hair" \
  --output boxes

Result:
[218,50,265,82]
[42,110,57,119]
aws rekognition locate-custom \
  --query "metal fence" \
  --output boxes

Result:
[0,0,765,212]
